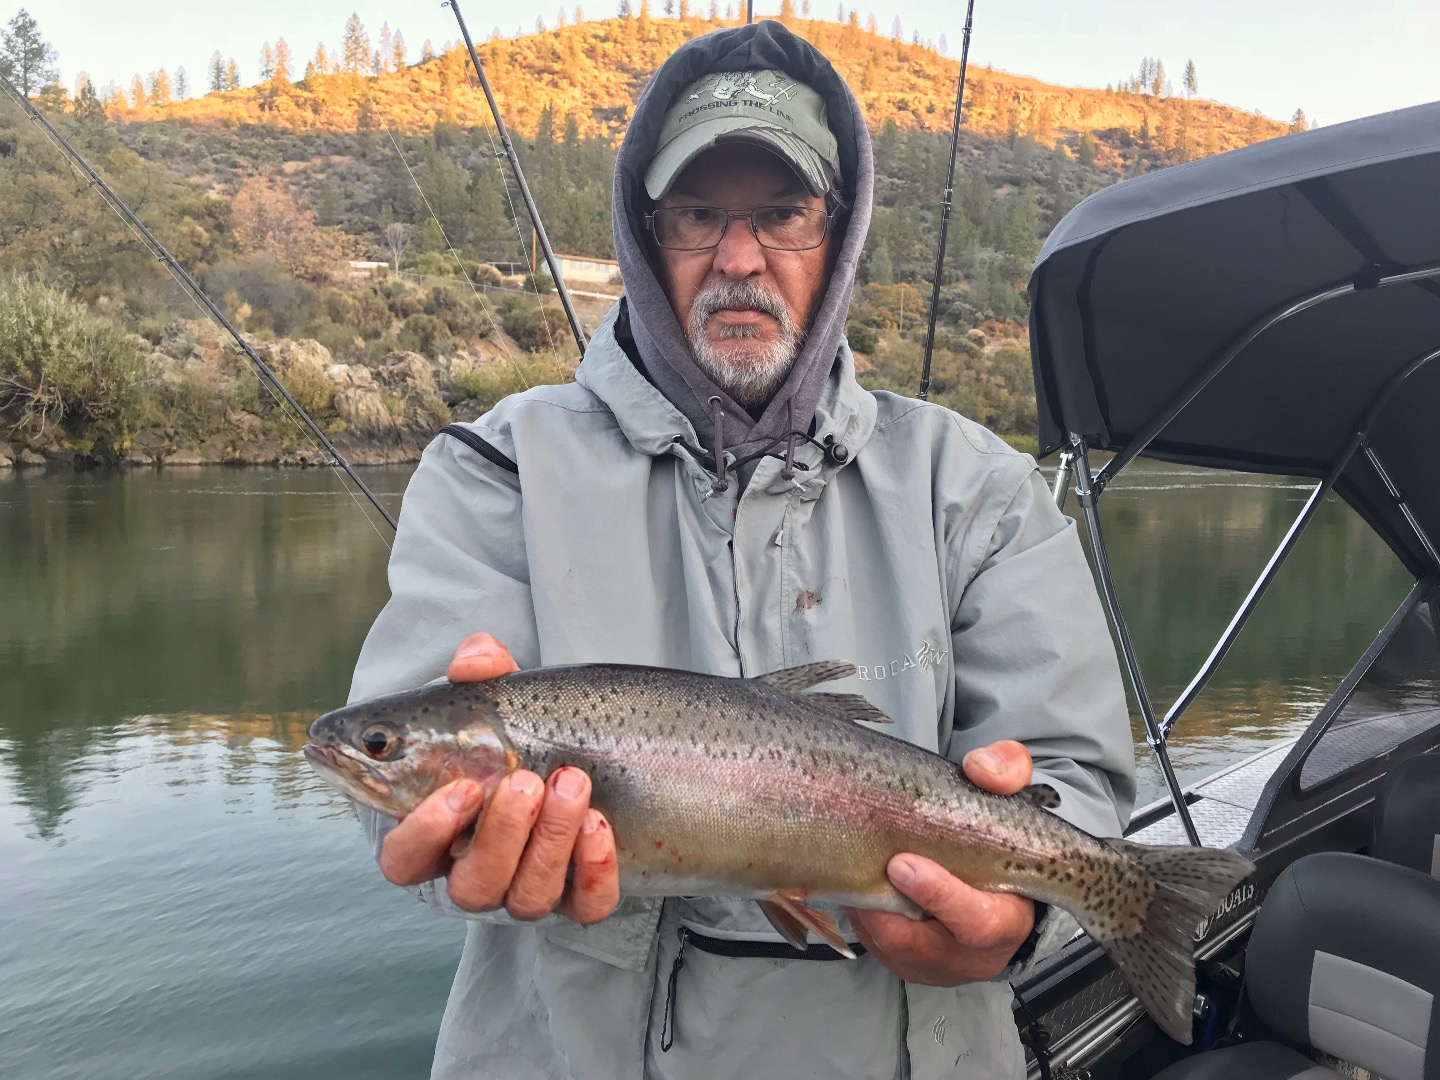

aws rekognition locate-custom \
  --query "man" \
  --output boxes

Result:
[349,20,1134,1080]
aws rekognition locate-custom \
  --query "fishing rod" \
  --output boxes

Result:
[917,0,976,401]
[0,71,399,531]
[444,0,589,355]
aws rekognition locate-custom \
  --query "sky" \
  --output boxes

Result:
[17,0,1440,127]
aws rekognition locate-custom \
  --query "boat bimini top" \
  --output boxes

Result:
[1026,101,1440,844]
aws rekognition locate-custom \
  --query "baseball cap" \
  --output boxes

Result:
[644,69,842,201]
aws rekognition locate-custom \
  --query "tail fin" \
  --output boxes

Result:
[1085,840,1254,1045]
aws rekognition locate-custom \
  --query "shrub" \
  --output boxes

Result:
[845,320,878,354]
[451,351,575,412]
[499,301,566,353]
[200,257,317,336]
[398,312,455,357]
[524,272,555,295]
[0,276,150,443]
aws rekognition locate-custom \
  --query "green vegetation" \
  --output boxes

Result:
[451,350,577,413]
[0,276,149,448]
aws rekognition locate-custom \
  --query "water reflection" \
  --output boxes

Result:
[0,468,403,838]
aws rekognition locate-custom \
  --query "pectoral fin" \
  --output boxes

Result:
[758,893,857,959]
[1020,783,1062,809]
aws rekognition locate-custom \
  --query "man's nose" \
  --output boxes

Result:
[711,215,767,278]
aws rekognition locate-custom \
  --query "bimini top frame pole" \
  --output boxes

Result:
[445,0,588,356]
[1090,261,1440,497]
[1159,343,1440,739]
[1068,436,1201,845]
[1053,267,1440,840]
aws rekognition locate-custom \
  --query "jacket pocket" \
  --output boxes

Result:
[647,919,905,1080]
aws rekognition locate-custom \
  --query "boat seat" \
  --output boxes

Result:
[1152,852,1440,1080]
[1371,753,1440,876]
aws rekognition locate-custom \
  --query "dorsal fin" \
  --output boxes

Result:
[756,660,856,692]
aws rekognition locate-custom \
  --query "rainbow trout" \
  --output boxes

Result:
[305,660,1252,1044]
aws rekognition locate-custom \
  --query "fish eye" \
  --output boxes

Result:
[359,724,400,760]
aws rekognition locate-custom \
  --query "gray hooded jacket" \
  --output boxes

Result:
[350,22,1135,1080]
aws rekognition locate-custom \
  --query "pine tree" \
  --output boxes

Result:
[390,32,405,70]
[536,16,546,32]
[342,13,371,74]
[224,57,240,90]
[259,42,275,81]
[73,71,91,97]
[1183,59,1198,99]
[1289,108,1309,133]
[938,32,947,53]
[175,65,189,98]
[557,8,567,27]
[802,0,811,15]
[421,40,436,62]
[377,23,393,72]
[75,78,106,119]
[208,51,225,91]
[314,43,330,75]
[618,0,632,15]
[781,0,797,18]
[129,74,146,108]
[680,0,691,17]
[836,3,843,21]
[1151,59,1166,99]
[274,40,292,84]
[149,67,172,105]
[0,9,60,96]
[890,15,901,37]
[865,13,878,34]
[664,0,675,13]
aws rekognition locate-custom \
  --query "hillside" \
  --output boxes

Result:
[122,14,1288,159]
[2,13,1304,468]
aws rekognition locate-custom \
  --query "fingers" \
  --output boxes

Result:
[504,768,593,920]
[446,632,521,683]
[446,770,545,911]
[887,854,1034,951]
[559,809,621,925]
[847,856,1036,985]
[962,739,1033,795]
[380,779,485,887]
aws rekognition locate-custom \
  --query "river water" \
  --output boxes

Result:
[0,462,1413,1078]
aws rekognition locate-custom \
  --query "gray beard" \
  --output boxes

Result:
[686,279,805,411]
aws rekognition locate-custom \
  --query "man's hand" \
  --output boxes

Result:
[377,633,622,925]
[847,740,1037,986]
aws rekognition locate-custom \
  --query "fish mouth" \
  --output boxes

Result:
[302,741,406,818]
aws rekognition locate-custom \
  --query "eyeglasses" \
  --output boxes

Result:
[644,205,835,252]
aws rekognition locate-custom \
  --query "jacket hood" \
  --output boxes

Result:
[611,20,874,489]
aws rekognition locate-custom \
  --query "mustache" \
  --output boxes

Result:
[690,279,790,328]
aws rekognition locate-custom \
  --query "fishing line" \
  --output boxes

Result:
[446,0,588,356]
[0,72,398,541]
[469,111,563,358]
[387,130,556,392]
[387,129,519,361]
